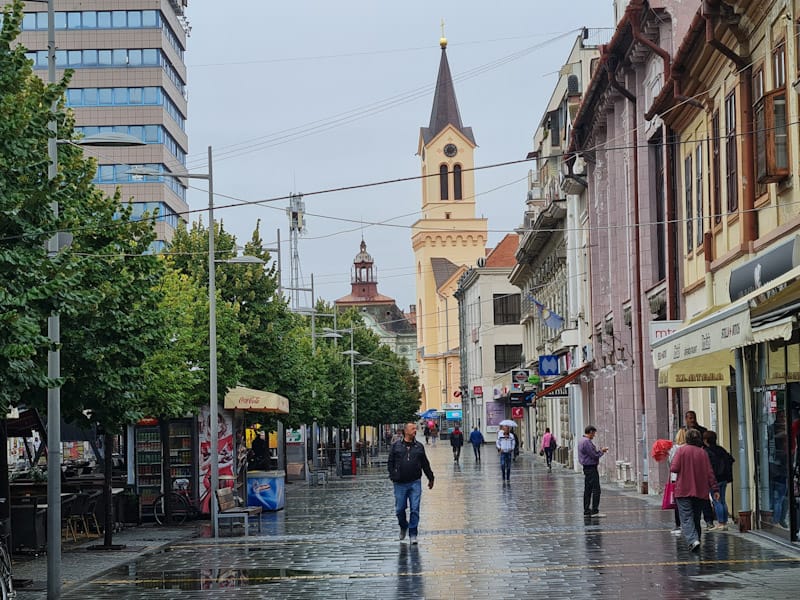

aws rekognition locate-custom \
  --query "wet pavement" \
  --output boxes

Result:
[31,443,800,599]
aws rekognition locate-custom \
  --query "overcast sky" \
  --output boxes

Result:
[184,1,614,311]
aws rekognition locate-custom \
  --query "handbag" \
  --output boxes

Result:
[661,481,676,510]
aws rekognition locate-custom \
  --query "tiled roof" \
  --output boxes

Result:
[484,234,519,268]
[420,48,476,146]
[431,257,460,290]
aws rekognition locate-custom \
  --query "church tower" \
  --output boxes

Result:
[412,36,488,412]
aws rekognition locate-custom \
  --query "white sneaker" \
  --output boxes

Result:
[670,528,682,535]
[689,540,701,552]
[409,535,418,545]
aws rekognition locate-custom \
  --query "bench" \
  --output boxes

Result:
[214,487,262,536]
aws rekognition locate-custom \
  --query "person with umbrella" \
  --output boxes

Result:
[496,421,517,483]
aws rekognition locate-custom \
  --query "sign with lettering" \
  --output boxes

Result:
[651,304,751,368]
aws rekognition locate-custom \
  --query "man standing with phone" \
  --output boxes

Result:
[578,425,608,517]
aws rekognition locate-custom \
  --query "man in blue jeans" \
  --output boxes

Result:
[388,423,435,544]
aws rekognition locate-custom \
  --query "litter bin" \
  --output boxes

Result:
[340,452,353,476]
[246,470,286,511]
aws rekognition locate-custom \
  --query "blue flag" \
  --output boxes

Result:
[528,295,564,330]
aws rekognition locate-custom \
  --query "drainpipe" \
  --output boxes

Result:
[604,57,648,493]
[734,348,752,530]
[628,2,670,82]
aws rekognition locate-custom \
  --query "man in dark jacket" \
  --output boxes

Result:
[450,427,464,463]
[703,430,735,530]
[388,423,435,544]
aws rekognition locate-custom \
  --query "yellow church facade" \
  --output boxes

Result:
[412,39,487,412]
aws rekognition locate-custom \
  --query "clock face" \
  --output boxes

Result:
[443,143,458,158]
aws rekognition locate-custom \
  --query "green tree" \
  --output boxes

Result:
[0,0,87,414]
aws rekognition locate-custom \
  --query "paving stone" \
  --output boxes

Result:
[14,446,800,599]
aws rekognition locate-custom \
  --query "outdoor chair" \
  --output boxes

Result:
[60,494,77,542]
[82,490,102,535]
[66,493,90,538]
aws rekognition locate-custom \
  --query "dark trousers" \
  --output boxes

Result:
[452,446,461,461]
[583,465,601,513]
[472,443,481,460]
[544,447,554,468]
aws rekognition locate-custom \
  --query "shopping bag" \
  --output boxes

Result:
[661,481,676,510]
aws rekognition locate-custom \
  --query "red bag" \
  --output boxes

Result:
[661,481,676,510]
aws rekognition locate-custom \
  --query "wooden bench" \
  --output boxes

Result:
[214,487,262,536]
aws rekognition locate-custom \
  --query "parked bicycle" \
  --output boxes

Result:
[0,537,15,600]
[152,478,199,526]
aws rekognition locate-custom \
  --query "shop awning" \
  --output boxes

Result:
[657,350,733,388]
[224,386,290,414]
[534,365,589,401]
[653,264,800,369]
[651,301,750,369]
[748,316,795,345]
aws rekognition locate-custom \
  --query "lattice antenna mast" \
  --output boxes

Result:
[287,193,306,311]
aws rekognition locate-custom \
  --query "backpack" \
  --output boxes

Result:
[549,435,557,450]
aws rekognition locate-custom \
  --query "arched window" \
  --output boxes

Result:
[453,164,463,200]
[439,164,449,200]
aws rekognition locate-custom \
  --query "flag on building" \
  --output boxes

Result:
[528,295,564,330]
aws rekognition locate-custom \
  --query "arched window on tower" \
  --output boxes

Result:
[453,164,463,200]
[439,164,449,200]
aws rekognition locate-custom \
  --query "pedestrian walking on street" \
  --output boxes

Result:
[667,427,687,535]
[496,425,516,483]
[670,428,720,553]
[684,411,715,528]
[469,427,484,461]
[430,424,439,447]
[391,428,404,444]
[424,427,430,445]
[703,430,735,531]
[450,427,464,463]
[578,425,608,517]
[541,427,557,471]
[388,423,435,545]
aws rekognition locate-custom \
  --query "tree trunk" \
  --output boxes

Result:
[103,431,114,547]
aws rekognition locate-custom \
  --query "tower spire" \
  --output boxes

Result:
[420,30,475,146]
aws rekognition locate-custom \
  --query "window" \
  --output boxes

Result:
[453,164,462,200]
[684,154,693,252]
[494,345,523,373]
[493,294,521,325]
[711,111,721,224]
[439,164,449,200]
[754,40,789,183]
[650,135,666,280]
[695,144,703,249]
[725,92,738,213]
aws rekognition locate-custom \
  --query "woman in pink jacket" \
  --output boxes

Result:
[670,428,720,553]
[540,428,557,471]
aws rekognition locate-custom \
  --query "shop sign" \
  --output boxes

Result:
[445,410,462,420]
[729,235,800,300]
[543,386,569,397]
[768,391,778,414]
[286,428,304,444]
[538,355,559,376]
[511,406,524,419]
[648,320,683,347]
[473,385,483,397]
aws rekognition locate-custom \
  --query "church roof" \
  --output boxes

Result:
[420,47,476,146]
[431,257,460,290]
[353,239,373,265]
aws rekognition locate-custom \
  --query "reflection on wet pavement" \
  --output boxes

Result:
[63,445,799,599]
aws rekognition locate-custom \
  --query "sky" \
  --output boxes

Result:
[184,1,615,312]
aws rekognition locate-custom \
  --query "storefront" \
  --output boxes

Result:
[653,256,800,543]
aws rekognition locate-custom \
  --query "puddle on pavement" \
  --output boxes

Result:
[107,565,323,590]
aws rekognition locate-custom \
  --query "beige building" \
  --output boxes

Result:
[412,38,487,412]
[19,0,190,248]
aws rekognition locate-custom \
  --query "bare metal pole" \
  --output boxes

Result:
[45,1,62,596]
[208,146,219,538]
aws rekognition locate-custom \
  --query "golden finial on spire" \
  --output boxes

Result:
[440,18,447,49]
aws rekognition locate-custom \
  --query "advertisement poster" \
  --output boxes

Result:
[485,401,505,433]
[198,405,234,514]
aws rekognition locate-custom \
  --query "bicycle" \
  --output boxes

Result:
[0,537,15,600]
[152,478,199,526]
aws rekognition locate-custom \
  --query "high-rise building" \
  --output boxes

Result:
[19,1,190,248]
